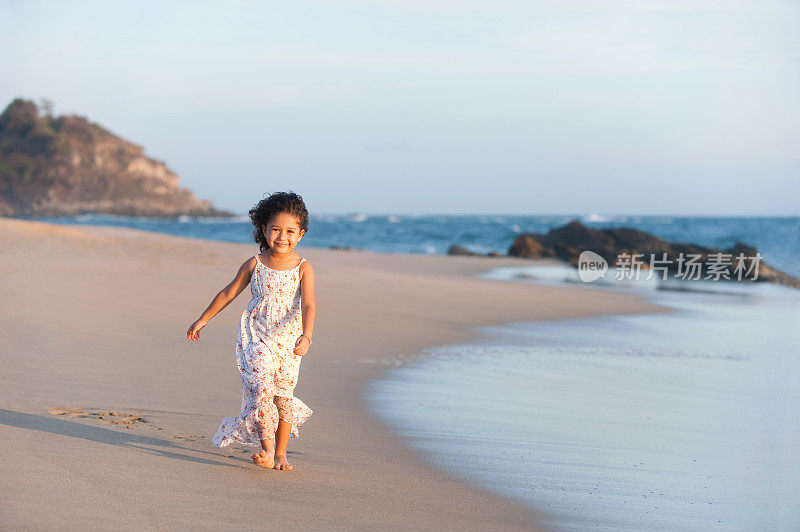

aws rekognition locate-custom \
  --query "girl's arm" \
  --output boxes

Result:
[187,257,255,341]
[293,261,316,355]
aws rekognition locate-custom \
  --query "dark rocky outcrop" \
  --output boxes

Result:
[447,245,479,256]
[0,98,234,218]
[508,220,800,289]
[447,244,503,257]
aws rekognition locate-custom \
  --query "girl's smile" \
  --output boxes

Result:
[262,212,306,255]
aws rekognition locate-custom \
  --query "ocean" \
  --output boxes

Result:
[28,213,800,278]
[28,213,800,529]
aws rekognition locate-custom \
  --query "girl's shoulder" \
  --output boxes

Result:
[299,257,313,275]
[244,254,260,273]
[231,255,258,283]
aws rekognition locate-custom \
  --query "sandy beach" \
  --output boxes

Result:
[0,217,670,530]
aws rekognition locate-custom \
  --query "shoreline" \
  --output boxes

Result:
[0,217,671,530]
[366,267,800,529]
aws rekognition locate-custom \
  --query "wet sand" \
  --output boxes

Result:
[0,217,669,530]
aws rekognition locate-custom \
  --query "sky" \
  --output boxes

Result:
[2,0,798,216]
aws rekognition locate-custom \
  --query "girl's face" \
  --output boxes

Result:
[262,212,305,254]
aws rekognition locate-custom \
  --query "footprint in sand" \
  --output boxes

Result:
[172,434,206,442]
[47,407,151,429]
[48,408,228,457]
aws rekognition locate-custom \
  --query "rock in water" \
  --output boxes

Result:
[0,98,234,218]
[447,245,479,256]
[508,219,800,289]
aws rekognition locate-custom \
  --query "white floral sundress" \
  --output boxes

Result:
[212,254,313,447]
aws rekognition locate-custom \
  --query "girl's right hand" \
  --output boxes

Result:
[187,319,207,342]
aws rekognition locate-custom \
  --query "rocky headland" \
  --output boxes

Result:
[0,99,233,218]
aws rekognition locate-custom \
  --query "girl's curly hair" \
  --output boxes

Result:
[249,191,309,252]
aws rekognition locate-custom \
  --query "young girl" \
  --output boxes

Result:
[187,191,315,471]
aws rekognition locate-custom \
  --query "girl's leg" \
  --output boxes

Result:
[273,396,294,470]
[253,436,275,468]
[252,404,276,468]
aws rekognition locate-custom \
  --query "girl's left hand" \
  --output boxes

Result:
[293,335,310,356]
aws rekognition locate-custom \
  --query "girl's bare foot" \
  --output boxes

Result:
[273,454,293,471]
[252,449,274,469]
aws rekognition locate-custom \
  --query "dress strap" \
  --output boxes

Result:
[254,254,304,270]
